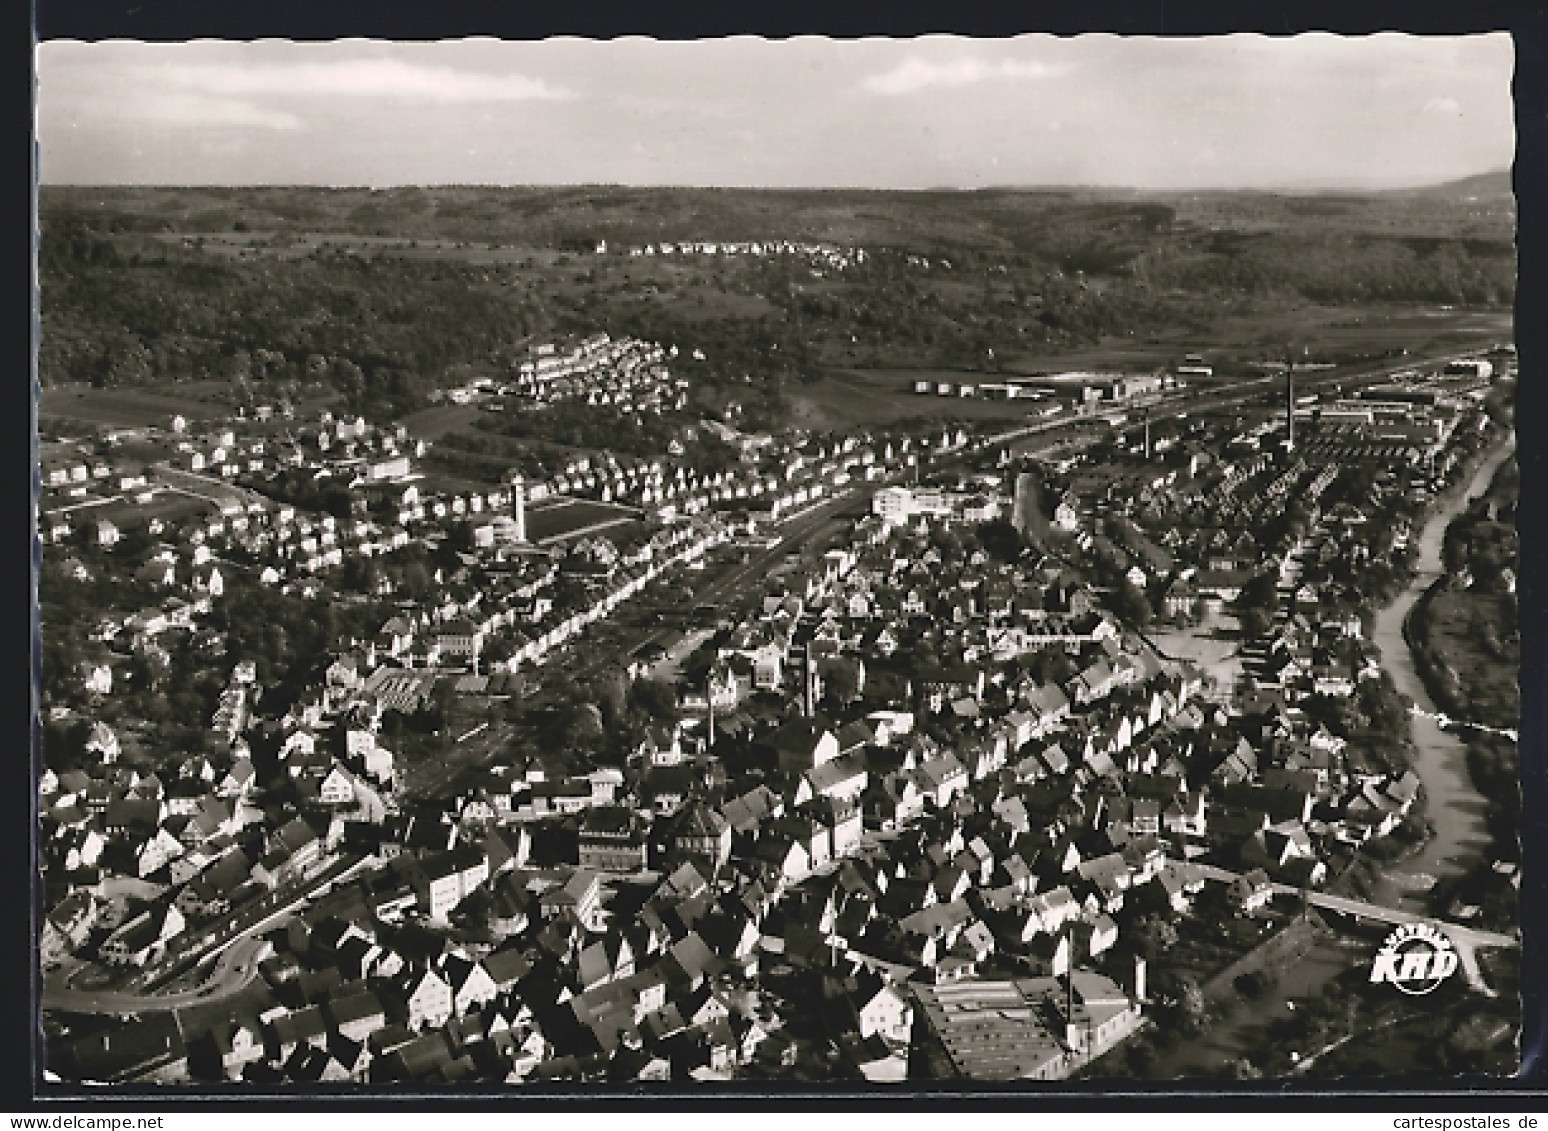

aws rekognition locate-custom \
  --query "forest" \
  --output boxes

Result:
[38,178,1516,429]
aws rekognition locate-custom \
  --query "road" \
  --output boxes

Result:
[412,348,1502,788]
[439,346,1478,698]
[1301,890,1517,950]
[43,935,269,1016]
[1192,861,1515,995]
[1192,862,1515,946]
[151,463,269,508]
[558,346,1458,682]
[44,852,371,1016]
[408,485,877,797]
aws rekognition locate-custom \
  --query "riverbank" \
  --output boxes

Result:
[1136,432,1518,1081]
[1366,436,1515,913]
[1400,446,1520,930]
[1403,445,1519,731]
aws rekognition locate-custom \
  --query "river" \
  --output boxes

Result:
[1147,436,1517,1079]
[1369,438,1516,912]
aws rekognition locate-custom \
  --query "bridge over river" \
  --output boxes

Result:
[1194,862,1518,996]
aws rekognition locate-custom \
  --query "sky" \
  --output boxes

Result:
[35,34,1516,191]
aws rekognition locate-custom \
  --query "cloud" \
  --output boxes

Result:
[156,58,574,104]
[112,92,304,130]
[863,56,1061,95]
[1423,96,1463,117]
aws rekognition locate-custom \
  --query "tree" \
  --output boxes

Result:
[1239,606,1274,639]
[1230,1058,1263,1080]
[225,348,253,385]
[481,634,514,668]
[547,701,605,762]
[818,657,860,709]
[976,519,1023,563]
[428,679,459,734]
[1235,969,1278,1001]
[595,670,628,730]
[1131,914,1179,961]
[332,358,365,404]
[927,524,963,558]
[1113,581,1153,627]
[339,554,380,596]
[1353,671,1409,742]
[1025,648,1078,688]
[1177,975,1209,1035]
[627,678,679,723]
[445,521,476,554]
[1238,571,1280,612]
[41,717,91,772]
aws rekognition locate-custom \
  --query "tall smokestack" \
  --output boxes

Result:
[1143,412,1152,461]
[1286,371,1295,451]
[512,474,527,542]
[803,650,818,718]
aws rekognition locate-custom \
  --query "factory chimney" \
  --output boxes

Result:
[1286,370,1296,452]
[803,649,819,718]
[512,473,527,542]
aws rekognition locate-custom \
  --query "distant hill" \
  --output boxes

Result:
[1389,169,1514,202]
[35,183,1516,407]
[37,178,1515,253]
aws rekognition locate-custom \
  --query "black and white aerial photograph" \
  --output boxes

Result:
[32,30,1525,1088]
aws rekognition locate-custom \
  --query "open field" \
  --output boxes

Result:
[40,384,234,429]
[788,369,1063,429]
[999,304,1512,375]
[524,499,640,541]
[40,381,343,435]
[42,182,1514,434]
[400,402,485,441]
[47,488,213,529]
[830,304,1509,385]
[1146,609,1247,698]
[785,301,1510,430]
[408,468,510,499]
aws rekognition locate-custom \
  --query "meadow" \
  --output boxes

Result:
[39,384,234,429]
[524,499,642,543]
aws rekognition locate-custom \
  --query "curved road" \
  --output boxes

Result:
[43,854,370,1015]
[43,935,268,1015]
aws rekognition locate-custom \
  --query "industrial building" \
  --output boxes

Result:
[911,969,1144,1081]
